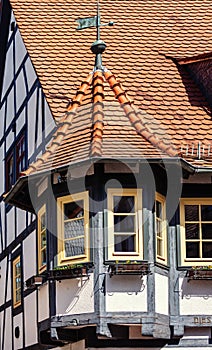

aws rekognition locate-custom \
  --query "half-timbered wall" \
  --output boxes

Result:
[0,10,55,349]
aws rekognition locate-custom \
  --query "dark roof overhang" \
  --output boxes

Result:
[4,156,204,212]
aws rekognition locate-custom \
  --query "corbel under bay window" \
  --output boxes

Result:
[57,191,89,265]
[38,205,47,273]
[13,256,21,308]
[155,193,167,264]
[107,188,143,261]
[180,199,212,266]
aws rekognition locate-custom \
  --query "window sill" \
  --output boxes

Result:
[108,261,150,277]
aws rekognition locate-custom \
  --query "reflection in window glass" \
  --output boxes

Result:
[183,202,212,259]
[63,200,85,258]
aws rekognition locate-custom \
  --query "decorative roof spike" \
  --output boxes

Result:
[76,0,114,70]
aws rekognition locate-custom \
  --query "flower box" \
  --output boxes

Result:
[108,261,150,277]
[186,268,212,282]
[25,275,43,289]
[49,263,93,281]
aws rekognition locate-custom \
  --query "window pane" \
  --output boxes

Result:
[157,238,163,256]
[114,196,135,213]
[185,205,199,221]
[114,234,135,252]
[41,250,46,265]
[202,224,212,239]
[64,201,83,220]
[114,215,135,233]
[41,232,46,248]
[65,238,84,257]
[156,220,162,237]
[64,219,84,239]
[186,242,199,258]
[41,213,46,230]
[185,223,199,239]
[16,289,21,302]
[156,200,162,219]
[15,262,21,275]
[201,205,212,221]
[202,243,212,258]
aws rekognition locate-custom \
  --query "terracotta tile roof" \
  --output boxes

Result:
[23,68,175,175]
[9,0,212,171]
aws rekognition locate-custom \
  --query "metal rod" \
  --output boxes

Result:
[97,0,100,40]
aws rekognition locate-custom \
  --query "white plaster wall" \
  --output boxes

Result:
[5,90,14,129]
[44,98,56,138]
[24,293,38,346]
[23,230,36,281]
[105,275,147,312]
[25,56,37,91]
[56,274,94,315]
[15,28,27,69]
[17,208,26,236]
[3,308,12,349]
[179,277,212,315]
[2,44,13,97]
[1,204,5,253]
[27,91,38,159]
[38,283,49,322]
[16,70,27,112]
[13,312,23,350]
[0,147,5,194]
[155,273,169,315]
[0,257,11,305]
[16,109,25,136]
[6,207,15,246]
[6,129,14,152]
[0,103,6,139]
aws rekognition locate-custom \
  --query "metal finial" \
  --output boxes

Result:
[76,0,114,69]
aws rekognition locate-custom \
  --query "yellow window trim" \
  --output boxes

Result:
[155,193,167,265]
[107,188,143,261]
[180,198,212,266]
[57,191,89,265]
[38,204,47,273]
[13,256,21,308]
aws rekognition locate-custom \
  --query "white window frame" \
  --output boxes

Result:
[180,198,212,266]
[38,204,47,273]
[57,191,89,265]
[155,193,167,264]
[107,188,143,261]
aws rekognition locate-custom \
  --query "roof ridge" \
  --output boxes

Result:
[104,70,178,158]
[21,73,93,176]
[90,70,104,157]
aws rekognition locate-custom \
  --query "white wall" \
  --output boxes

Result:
[38,283,49,322]
[23,230,36,281]
[105,275,147,312]
[24,293,38,346]
[56,274,94,315]
[179,277,212,315]
[155,273,169,315]
[13,313,23,350]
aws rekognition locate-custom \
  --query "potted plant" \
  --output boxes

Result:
[186,265,212,281]
[49,263,93,280]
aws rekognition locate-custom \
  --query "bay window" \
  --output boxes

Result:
[155,193,167,264]
[107,188,142,260]
[180,199,212,266]
[57,191,89,265]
